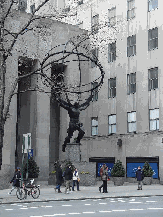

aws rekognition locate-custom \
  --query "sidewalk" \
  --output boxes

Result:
[0,182,163,204]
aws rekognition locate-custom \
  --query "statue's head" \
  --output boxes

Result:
[74,102,79,108]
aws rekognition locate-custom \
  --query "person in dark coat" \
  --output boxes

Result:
[136,166,144,190]
[101,164,108,193]
[64,165,73,194]
[55,165,63,193]
[8,167,21,194]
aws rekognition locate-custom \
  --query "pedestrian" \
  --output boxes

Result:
[101,164,108,193]
[55,164,63,193]
[99,164,104,193]
[8,167,21,195]
[136,166,144,190]
[64,165,73,194]
[72,168,80,191]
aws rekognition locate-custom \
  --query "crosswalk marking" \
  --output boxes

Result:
[99,211,112,213]
[83,212,95,214]
[146,201,157,202]
[112,210,126,212]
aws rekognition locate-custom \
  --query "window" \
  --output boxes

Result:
[91,14,99,34]
[127,35,136,57]
[78,0,83,5]
[108,78,116,98]
[108,42,116,63]
[127,73,136,94]
[127,0,135,20]
[108,7,116,27]
[148,67,158,91]
[91,118,98,135]
[127,111,136,133]
[64,6,70,12]
[149,109,159,130]
[108,115,116,134]
[91,82,98,101]
[91,48,98,68]
[30,4,35,13]
[148,27,158,51]
[18,0,27,11]
[148,0,158,11]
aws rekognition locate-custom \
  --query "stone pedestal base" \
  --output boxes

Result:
[66,143,81,162]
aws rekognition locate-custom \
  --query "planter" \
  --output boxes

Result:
[48,174,56,185]
[113,177,125,186]
[143,177,152,185]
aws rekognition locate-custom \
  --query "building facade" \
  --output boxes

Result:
[0,8,87,188]
[2,0,163,186]
[54,0,163,182]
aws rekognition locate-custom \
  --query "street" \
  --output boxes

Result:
[1,196,163,217]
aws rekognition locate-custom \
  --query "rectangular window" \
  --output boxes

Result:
[78,0,83,5]
[108,115,116,134]
[108,7,116,27]
[149,108,159,130]
[127,111,136,133]
[30,4,35,13]
[91,47,98,68]
[108,42,116,63]
[91,14,99,34]
[91,117,98,135]
[127,35,136,57]
[127,73,136,94]
[91,82,98,101]
[127,0,135,20]
[148,0,158,11]
[148,67,158,91]
[108,78,116,98]
[148,27,158,51]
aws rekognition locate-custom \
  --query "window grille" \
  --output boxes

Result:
[148,67,158,91]
[91,118,98,135]
[108,78,116,98]
[127,111,136,133]
[108,42,116,63]
[108,115,116,134]
[127,35,136,57]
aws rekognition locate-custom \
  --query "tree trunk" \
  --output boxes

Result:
[0,1,6,169]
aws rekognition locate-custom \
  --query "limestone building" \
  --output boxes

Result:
[25,0,163,183]
[0,8,88,188]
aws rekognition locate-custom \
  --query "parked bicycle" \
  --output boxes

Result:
[23,179,40,199]
[16,179,26,200]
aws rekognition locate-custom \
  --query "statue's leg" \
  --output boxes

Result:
[76,127,85,143]
[62,124,74,152]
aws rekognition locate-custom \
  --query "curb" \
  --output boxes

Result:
[1,194,163,205]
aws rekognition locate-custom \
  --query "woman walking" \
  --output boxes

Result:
[72,168,80,191]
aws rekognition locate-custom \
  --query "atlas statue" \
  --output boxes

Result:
[56,95,93,152]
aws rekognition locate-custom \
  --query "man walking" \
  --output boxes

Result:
[136,166,144,190]
[64,165,73,194]
[55,164,63,193]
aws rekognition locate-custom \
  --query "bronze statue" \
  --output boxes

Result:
[56,95,93,152]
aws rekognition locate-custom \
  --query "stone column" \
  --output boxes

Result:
[66,143,81,162]
[0,54,17,189]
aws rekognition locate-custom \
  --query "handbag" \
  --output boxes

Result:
[77,177,80,182]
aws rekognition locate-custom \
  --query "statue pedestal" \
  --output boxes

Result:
[66,143,81,162]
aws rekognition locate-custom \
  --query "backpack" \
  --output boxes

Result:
[100,167,103,177]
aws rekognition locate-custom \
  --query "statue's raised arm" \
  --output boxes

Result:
[79,94,93,111]
[56,97,72,111]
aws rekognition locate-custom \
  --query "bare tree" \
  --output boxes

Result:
[0,0,107,168]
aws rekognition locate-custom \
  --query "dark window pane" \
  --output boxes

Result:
[127,37,130,47]
[152,27,158,38]
[148,29,152,40]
